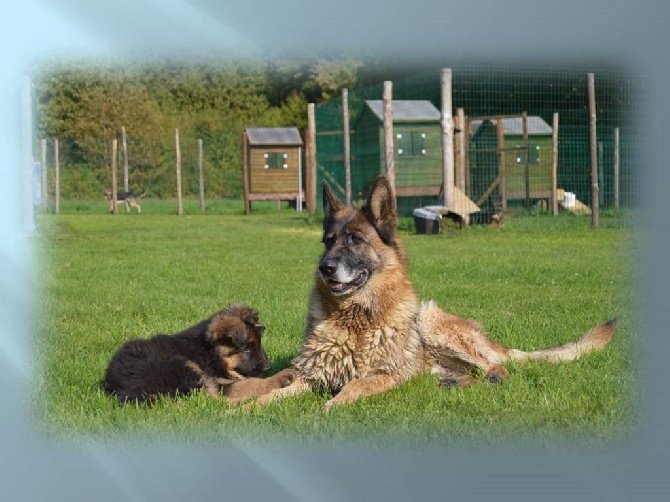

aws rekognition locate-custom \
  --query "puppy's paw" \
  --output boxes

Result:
[272,368,297,388]
[226,400,254,414]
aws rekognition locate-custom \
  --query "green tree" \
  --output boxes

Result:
[307,55,363,100]
[34,53,366,199]
[36,63,165,197]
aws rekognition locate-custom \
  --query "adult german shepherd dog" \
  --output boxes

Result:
[102,304,295,404]
[247,176,616,411]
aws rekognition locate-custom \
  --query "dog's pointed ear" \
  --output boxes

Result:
[322,180,344,223]
[363,176,397,244]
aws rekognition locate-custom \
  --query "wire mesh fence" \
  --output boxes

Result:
[36,64,637,221]
[36,127,245,213]
[314,65,637,220]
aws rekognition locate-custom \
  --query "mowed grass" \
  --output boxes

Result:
[34,199,638,446]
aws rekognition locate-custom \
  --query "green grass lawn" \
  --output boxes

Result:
[34,199,638,446]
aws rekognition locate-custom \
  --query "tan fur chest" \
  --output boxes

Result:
[292,299,425,391]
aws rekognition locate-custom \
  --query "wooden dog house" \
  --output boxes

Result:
[242,127,304,214]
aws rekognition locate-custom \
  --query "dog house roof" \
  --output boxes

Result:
[471,116,553,135]
[365,100,441,122]
[246,127,303,146]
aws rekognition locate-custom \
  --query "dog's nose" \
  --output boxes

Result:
[319,260,337,278]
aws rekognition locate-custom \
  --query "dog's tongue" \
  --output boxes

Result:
[329,280,345,291]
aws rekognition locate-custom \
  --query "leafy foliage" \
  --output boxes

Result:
[35,54,365,199]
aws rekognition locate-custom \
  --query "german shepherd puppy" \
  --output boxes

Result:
[104,187,146,213]
[102,304,295,403]
[246,176,616,411]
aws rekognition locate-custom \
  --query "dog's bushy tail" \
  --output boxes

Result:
[504,318,618,363]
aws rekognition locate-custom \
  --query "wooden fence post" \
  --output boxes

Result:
[297,145,303,213]
[522,111,530,208]
[465,117,472,197]
[307,103,317,216]
[496,119,507,212]
[383,81,395,191]
[598,141,605,207]
[342,88,352,206]
[111,139,118,215]
[441,68,455,210]
[457,107,466,193]
[614,127,620,211]
[588,73,599,228]
[303,124,310,215]
[175,128,183,216]
[551,112,559,215]
[122,125,129,192]
[198,138,205,213]
[54,138,60,215]
[242,131,251,215]
[40,138,47,212]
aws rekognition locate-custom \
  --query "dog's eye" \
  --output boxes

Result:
[346,232,365,246]
[323,234,336,247]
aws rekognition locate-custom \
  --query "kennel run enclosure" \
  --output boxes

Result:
[313,66,636,221]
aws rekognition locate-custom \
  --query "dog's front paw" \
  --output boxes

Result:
[324,392,352,412]
[272,368,297,388]
[439,376,460,388]
[324,398,336,413]
[484,364,509,384]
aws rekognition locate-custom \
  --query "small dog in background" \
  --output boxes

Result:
[104,187,146,213]
[102,304,295,404]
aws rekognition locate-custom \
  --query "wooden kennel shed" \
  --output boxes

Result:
[469,115,555,208]
[354,100,443,198]
[242,127,304,214]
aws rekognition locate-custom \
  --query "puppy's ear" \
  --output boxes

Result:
[322,180,344,228]
[206,315,249,347]
[240,309,260,327]
[362,176,397,244]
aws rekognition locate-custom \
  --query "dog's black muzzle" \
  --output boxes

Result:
[318,254,371,296]
[318,257,338,279]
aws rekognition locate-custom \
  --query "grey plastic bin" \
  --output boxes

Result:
[412,208,441,234]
